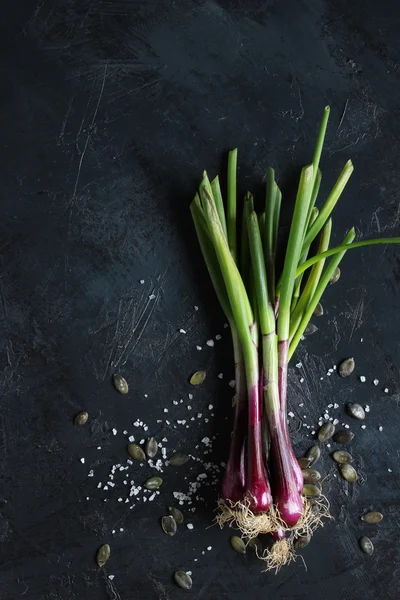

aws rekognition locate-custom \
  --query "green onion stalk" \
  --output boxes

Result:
[190,107,400,570]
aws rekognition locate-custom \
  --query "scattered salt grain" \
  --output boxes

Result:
[365,405,370,413]
[215,334,222,340]
[373,379,379,386]
[88,470,94,477]
[128,435,134,442]
[218,373,223,379]
[388,468,392,472]
[334,403,339,409]
[80,458,85,464]
[194,305,199,311]
[384,388,389,393]
[378,426,383,432]
[288,411,294,418]
[196,345,202,350]
[108,575,115,581]
[164,408,168,413]
[97,446,102,450]
[112,429,117,435]
[207,546,212,551]
[179,328,187,334]
[359,376,366,383]
[208,405,213,410]
[296,362,303,369]
[188,393,193,400]
[361,425,366,430]
[187,523,194,530]
[333,419,339,425]
[229,380,235,388]
[188,406,192,410]
[300,378,304,383]
[139,279,145,284]
[206,339,215,347]
[149,294,156,300]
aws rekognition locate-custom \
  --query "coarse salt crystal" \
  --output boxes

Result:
[378,426,383,431]
[218,373,223,379]
[187,523,194,530]
[384,388,389,393]
[333,418,339,425]
[206,339,214,347]
[361,425,366,429]
[97,446,102,450]
[88,470,94,477]
[365,405,370,413]
[128,435,135,442]
[359,376,366,382]
[208,405,213,410]
[388,468,392,472]
[300,377,304,383]
[109,575,115,580]
[164,408,168,413]
[139,279,145,284]
[215,334,222,340]
[149,294,156,300]
[334,403,339,409]
[207,546,212,551]
[179,328,186,334]
[196,345,202,350]
[194,306,199,311]
[373,379,379,386]
[112,429,117,435]
[288,411,294,418]
[188,393,193,400]
[80,458,85,464]
[229,380,235,388]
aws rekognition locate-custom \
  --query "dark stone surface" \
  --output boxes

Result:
[1,1,399,598]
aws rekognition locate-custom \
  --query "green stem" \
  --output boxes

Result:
[264,168,277,301]
[291,207,319,311]
[211,175,227,239]
[278,165,314,342]
[272,184,282,260]
[289,228,356,359]
[307,105,330,218]
[190,194,234,325]
[227,149,238,261]
[297,236,400,277]
[247,211,275,335]
[289,218,332,340]
[301,160,354,252]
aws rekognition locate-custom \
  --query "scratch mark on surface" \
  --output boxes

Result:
[71,63,108,201]
[57,95,75,146]
[337,97,349,132]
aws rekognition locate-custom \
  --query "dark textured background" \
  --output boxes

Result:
[1,1,400,598]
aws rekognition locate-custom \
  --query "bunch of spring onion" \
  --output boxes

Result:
[190,106,400,570]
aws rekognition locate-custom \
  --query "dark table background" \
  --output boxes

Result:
[1,1,400,599]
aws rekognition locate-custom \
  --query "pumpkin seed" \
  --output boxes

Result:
[339,463,358,482]
[302,483,321,497]
[313,302,324,317]
[247,537,262,553]
[74,411,88,426]
[169,453,190,466]
[189,370,206,385]
[359,536,374,555]
[302,468,321,482]
[332,450,353,464]
[168,507,184,524]
[305,444,321,466]
[144,476,163,490]
[318,422,335,442]
[304,323,318,336]
[161,515,177,536]
[347,403,365,420]
[338,357,355,377]
[174,571,193,589]
[329,267,341,284]
[361,512,383,524]
[297,457,311,469]
[333,430,354,445]
[294,533,311,549]
[230,535,246,554]
[96,544,110,567]
[145,437,158,458]
[113,374,128,394]
[127,443,146,461]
